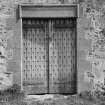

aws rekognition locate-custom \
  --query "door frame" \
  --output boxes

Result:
[18,4,79,92]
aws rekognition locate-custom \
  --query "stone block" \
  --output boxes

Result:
[0,64,7,73]
[77,50,86,60]
[7,60,21,73]
[6,18,16,30]
[7,48,13,60]
[0,58,6,65]
[13,71,21,86]
[0,72,13,90]
[77,59,92,70]
[77,38,92,51]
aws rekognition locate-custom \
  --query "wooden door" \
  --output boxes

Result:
[49,18,77,93]
[22,19,48,94]
[22,18,77,94]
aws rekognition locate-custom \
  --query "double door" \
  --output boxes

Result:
[22,18,77,94]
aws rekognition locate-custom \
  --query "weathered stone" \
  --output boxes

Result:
[0,72,13,90]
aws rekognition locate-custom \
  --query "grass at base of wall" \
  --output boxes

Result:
[0,94,105,105]
[0,85,105,105]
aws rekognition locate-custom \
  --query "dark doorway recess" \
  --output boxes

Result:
[22,18,77,94]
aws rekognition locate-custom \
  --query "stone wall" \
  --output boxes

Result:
[0,0,105,93]
[77,0,105,92]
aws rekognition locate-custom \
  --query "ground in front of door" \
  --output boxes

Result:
[1,93,105,105]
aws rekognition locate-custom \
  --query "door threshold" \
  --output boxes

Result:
[25,94,69,101]
[26,94,54,101]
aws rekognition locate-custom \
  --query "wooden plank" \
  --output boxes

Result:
[49,18,77,94]
[22,19,48,94]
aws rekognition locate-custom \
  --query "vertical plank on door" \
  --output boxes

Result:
[22,19,48,94]
[49,18,77,94]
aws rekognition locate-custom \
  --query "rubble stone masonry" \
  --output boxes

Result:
[0,0,105,93]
